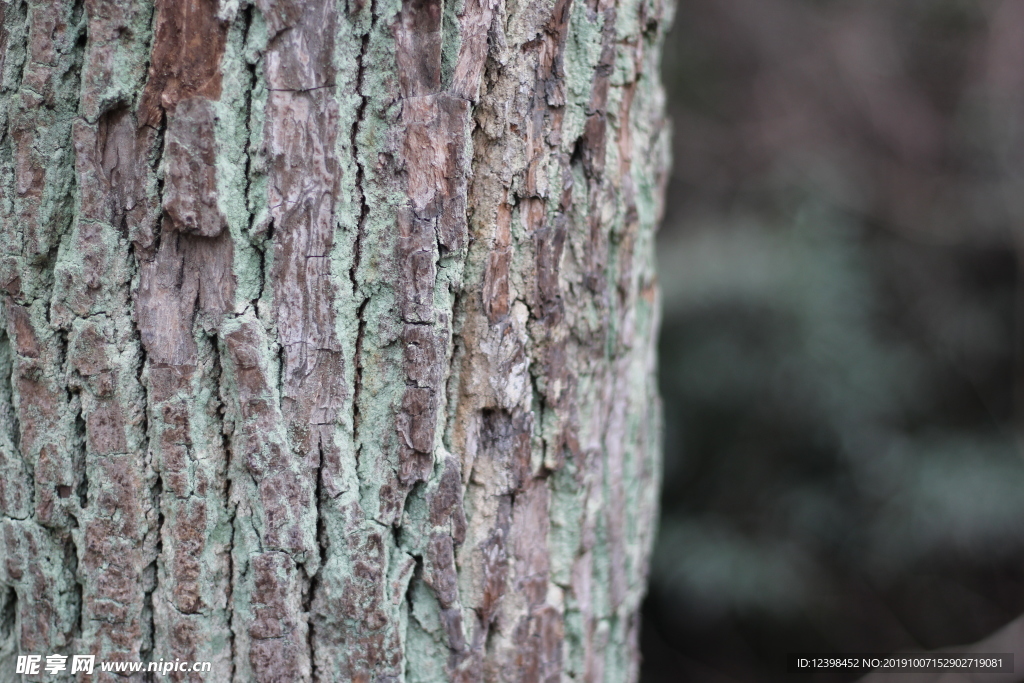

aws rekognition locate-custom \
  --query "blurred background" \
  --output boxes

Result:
[641,0,1024,680]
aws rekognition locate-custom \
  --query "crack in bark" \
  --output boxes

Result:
[225,496,237,683]
[349,0,374,488]
[307,438,327,683]
[131,8,162,663]
[210,330,237,679]
[66,379,87,645]
[139,73,169,672]
[227,7,261,677]
[239,3,266,319]
[142,475,164,668]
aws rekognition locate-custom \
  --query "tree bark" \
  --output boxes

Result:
[0,0,670,679]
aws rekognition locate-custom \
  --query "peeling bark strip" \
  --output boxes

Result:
[0,0,670,679]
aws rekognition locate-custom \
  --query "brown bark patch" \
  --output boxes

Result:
[138,0,228,127]
[396,0,444,97]
[162,98,228,237]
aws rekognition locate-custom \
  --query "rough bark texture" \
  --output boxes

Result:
[0,0,670,679]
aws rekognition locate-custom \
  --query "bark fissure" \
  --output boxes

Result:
[307,437,327,683]
[349,6,374,468]
[240,6,265,318]
[131,8,162,666]
[66,373,86,647]
[225,496,238,683]
[142,474,164,667]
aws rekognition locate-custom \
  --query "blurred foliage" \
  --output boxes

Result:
[643,0,1024,680]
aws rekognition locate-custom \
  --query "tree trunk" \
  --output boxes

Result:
[0,0,670,679]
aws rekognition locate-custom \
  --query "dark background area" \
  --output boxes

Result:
[642,1,1024,680]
